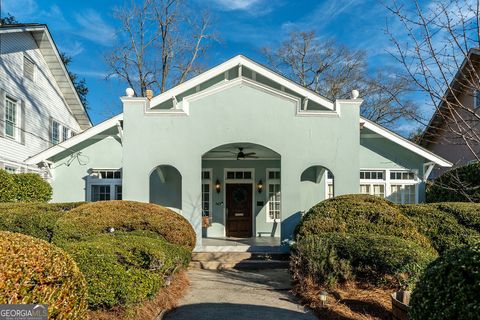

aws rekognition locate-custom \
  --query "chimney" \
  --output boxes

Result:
[146,89,153,100]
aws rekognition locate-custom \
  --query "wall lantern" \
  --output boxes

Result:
[257,179,263,193]
[215,179,222,193]
[319,291,328,307]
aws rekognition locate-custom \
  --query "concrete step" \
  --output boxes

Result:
[190,251,290,270]
[190,259,290,270]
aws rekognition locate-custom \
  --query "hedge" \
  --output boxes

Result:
[427,162,480,202]
[0,231,88,319]
[0,202,83,242]
[62,232,191,309]
[410,244,480,320]
[292,233,436,289]
[296,194,431,248]
[0,169,52,203]
[53,201,196,249]
[401,204,480,254]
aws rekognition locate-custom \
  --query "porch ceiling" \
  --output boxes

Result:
[203,143,280,160]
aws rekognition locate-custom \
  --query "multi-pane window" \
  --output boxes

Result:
[226,170,252,180]
[115,185,122,200]
[5,97,17,138]
[326,171,334,199]
[388,170,417,204]
[266,169,281,222]
[23,55,35,81]
[62,127,69,141]
[4,166,17,174]
[201,169,212,218]
[51,120,60,145]
[91,169,122,179]
[360,170,384,180]
[88,169,122,202]
[360,170,386,198]
[91,185,111,202]
[390,171,415,180]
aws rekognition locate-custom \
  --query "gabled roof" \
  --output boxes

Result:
[361,117,452,167]
[0,24,92,129]
[150,55,335,110]
[419,48,480,147]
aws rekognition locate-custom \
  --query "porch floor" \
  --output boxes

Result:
[196,237,286,253]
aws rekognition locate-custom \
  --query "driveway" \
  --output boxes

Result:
[164,268,316,320]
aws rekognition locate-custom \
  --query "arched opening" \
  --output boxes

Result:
[201,143,281,241]
[149,165,182,213]
[300,165,334,212]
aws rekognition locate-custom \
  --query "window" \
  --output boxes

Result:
[360,170,384,180]
[390,171,416,180]
[91,185,111,202]
[225,170,253,180]
[475,90,480,109]
[62,127,69,141]
[91,169,122,179]
[201,169,212,218]
[266,169,281,222]
[360,170,386,198]
[23,55,35,81]
[5,97,17,138]
[389,184,416,204]
[4,166,17,174]
[51,120,60,145]
[326,171,334,199]
[115,185,122,200]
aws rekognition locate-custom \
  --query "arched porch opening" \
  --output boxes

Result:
[300,165,335,213]
[149,165,182,213]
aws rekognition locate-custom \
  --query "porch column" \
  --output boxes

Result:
[280,157,302,242]
[181,163,203,250]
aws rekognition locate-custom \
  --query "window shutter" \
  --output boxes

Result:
[20,100,26,145]
[0,89,5,138]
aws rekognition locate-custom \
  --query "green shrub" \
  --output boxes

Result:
[0,231,88,319]
[54,201,196,249]
[401,204,480,254]
[296,194,431,248]
[0,169,15,202]
[292,233,436,289]
[427,162,480,202]
[434,202,480,232]
[0,202,83,242]
[61,232,191,309]
[12,173,52,202]
[410,244,480,320]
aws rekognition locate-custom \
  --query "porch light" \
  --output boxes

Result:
[257,179,263,193]
[319,291,328,307]
[215,179,221,193]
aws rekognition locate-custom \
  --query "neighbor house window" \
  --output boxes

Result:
[326,171,334,199]
[23,55,35,81]
[475,90,480,109]
[51,120,60,145]
[266,169,281,222]
[5,97,17,139]
[201,169,212,219]
[360,170,386,197]
[62,127,69,141]
[87,169,122,202]
[388,170,417,204]
[4,165,17,174]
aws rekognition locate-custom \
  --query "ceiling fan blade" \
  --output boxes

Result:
[246,155,259,158]
[209,150,237,154]
[244,152,256,156]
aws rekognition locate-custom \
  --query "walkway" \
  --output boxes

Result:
[164,268,316,320]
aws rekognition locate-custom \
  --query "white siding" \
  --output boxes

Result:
[0,32,82,170]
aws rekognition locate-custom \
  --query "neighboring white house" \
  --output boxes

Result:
[0,24,91,173]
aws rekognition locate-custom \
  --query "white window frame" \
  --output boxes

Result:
[86,168,122,201]
[201,169,212,221]
[51,120,60,145]
[266,168,281,223]
[62,126,69,142]
[388,170,419,204]
[325,171,334,199]
[4,96,17,139]
[23,54,36,82]
[4,165,18,174]
[359,170,386,198]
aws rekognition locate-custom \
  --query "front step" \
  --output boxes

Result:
[190,252,290,270]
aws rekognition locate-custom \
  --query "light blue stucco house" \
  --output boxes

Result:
[26,56,452,249]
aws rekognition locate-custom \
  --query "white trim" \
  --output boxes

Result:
[359,168,419,203]
[149,55,334,110]
[361,117,452,167]
[25,114,123,165]
[201,168,213,223]
[266,168,281,223]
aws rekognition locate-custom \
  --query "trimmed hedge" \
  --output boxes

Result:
[53,201,196,249]
[401,204,480,254]
[427,162,480,202]
[62,232,191,309]
[0,169,15,202]
[0,231,88,319]
[12,173,52,202]
[292,233,436,288]
[410,244,480,320]
[297,194,431,248]
[0,202,83,242]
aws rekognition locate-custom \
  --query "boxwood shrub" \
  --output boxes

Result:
[0,169,15,202]
[62,232,191,309]
[0,202,83,242]
[53,201,196,249]
[410,244,480,320]
[12,173,52,202]
[434,202,480,232]
[0,231,88,319]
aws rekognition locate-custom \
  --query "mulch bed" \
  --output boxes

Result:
[294,277,393,320]
[88,271,189,320]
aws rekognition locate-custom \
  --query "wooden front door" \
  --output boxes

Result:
[226,183,253,238]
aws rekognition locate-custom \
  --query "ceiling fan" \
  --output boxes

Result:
[209,147,258,159]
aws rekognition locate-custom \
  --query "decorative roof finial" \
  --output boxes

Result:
[351,89,359,99]
[125,88,135,97]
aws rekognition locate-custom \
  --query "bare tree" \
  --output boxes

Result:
[386,0,480,161]
[106,0,214,97]
[262,31,418,128]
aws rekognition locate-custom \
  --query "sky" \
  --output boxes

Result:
[1,0,424,134]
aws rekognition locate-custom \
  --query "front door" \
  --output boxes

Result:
[226,183,253,238]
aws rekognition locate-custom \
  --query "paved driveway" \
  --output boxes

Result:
[164,268,316,320]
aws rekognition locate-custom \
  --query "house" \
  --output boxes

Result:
[26,55,451,249]
[0,24,91,174]
[419,48,480,177]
